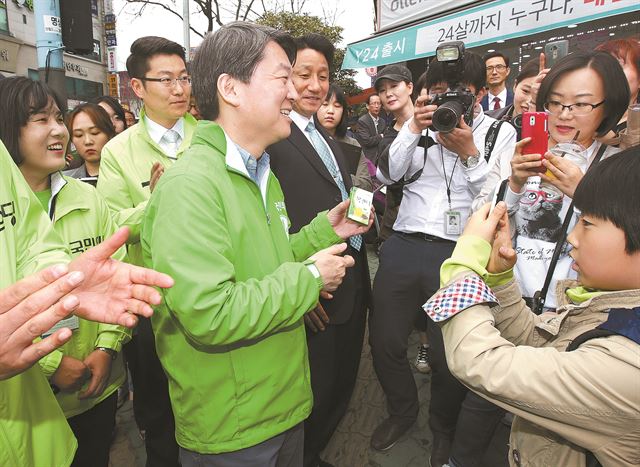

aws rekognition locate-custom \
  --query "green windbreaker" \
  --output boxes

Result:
[141,121,342,454]
[36,173,130,418]
[97,109,197,266]
[0,143,77,466]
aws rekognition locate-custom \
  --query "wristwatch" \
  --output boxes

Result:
[461,152,480,168]
[96,347,117,360]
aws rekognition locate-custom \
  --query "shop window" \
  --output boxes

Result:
[27,69,104,103]
[0,1,9,33]
[66,75,103,101]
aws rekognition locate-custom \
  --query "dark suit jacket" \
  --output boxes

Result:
[267,121,371,324]
[481,88,514,111]
[355,113,386,162]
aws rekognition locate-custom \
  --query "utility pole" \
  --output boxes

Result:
[34,0,67,104]
[183,0,190,62]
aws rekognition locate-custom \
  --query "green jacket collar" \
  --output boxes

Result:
[136,107,198,158]
[48,172,92,222]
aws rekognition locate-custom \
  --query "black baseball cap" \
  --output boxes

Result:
[374,64,412,91]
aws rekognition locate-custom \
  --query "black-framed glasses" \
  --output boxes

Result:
[140,76,192,87]
[544,100,605,116]
[486,64,507,72]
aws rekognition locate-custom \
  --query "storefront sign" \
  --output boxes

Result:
[378,0,478,32]
[345,0,640,69]
[107,47,117,72]
[107,73,118,97]
[64,61,89,77]
[0,39,19,73]
[43,15,62,34]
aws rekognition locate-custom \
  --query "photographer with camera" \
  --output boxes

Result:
[369,42,516,462]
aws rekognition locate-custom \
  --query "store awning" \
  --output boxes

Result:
[343,0,640,69]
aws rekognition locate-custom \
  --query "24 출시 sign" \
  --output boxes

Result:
[344,0,639,69]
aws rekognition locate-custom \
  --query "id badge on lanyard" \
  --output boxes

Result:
[441,147,461,236]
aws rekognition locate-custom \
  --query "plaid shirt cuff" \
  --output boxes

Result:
[423,274,498,323]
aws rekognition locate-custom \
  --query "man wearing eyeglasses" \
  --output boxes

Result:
[481,51,513,111]
[97,36,196,467]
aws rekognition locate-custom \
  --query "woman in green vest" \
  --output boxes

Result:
[0,76,128,467]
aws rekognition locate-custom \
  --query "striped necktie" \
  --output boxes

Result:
[306,121,362,251]
[161,129,182,159]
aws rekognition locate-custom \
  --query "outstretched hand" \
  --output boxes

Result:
[327,199,374,240]
[68,227,174,328]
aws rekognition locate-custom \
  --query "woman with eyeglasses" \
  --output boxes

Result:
[505,51,628,311]
[64,103,116,185]
[0,76,129,467]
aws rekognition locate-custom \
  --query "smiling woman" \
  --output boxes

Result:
[0,76,129,467]
[504,51,630,310]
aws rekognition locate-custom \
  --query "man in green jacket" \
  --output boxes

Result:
[0,138,174,466]
[96,36,196,466]
[141,22,371,466]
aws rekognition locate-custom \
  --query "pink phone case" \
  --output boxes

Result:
[521,112,549,173]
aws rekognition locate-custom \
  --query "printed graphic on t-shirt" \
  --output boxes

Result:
[515,182,564,243]
[513,177,576,307]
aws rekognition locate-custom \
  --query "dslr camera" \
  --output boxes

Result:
[430,41,475,133]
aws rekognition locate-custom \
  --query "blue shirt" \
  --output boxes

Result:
[236,145,270,186]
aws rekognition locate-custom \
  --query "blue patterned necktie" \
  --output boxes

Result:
[306,121,362,251]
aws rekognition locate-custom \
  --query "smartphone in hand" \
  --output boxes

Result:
[489,178,509,215]
[544,40,569,68]
[522,112,548,173]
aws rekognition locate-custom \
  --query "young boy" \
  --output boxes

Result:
[424,146,640,466]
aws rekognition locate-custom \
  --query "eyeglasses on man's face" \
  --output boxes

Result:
[140,76,192,88]
[486,64,507,72]
[543,100,605,116]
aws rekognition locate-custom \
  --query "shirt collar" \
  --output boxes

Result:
[144,113,185,145]
[291,110,313,134]
[369,113,379,122]
[489,88,508,104]
[236,144,270,185]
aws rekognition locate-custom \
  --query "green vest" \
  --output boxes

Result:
[0,142,77,467]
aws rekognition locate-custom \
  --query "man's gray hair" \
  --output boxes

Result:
[191,22,296,121]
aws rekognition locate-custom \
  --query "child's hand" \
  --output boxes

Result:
[462,202,507,243]
[487,205,517,274]
[463,202,516,274]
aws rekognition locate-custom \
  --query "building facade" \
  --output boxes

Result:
[0,0,109,107]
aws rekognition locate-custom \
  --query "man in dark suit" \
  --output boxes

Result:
[481,51,514,111]
[355,94,386,162]
[267,34,371,467]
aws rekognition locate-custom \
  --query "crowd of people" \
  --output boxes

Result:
[0,20,638,467]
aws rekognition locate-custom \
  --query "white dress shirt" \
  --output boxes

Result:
[290,110,341,170]
[144,115,185,159]
[385,107,516,241]
[488,87,508,109]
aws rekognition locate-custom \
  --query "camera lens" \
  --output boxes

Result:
[512,114,522,129]
[432,100,465,133]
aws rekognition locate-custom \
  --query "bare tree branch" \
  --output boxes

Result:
[123,0,206,38]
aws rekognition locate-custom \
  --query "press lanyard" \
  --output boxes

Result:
[439,145,459,209]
